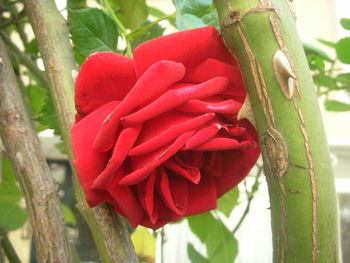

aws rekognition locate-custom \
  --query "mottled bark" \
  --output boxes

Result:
[0,37,72,263]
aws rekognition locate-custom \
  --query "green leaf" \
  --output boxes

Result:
[116,0,148,30]
[313,74,337,89]
[340,18,350,30]
[36,95,61,135]
[1,158,17,184]
[67,0,86,9]
[176,13,206,31]
[201,12,219,28]
[317,39,336,48]
[336,73,350,85]
[303,43,333,62]
[187,243,209,263]
[25,39,39,56]
[61,203,77,225]
[130,21,165,49]
[173,0,212,15]
[0,159,21,204]
[55,141,67,155]
[28,85,48,117]
[0,159,28,231]
[336,37,350,64]
[69,8,118,58]
[0,204,28,231]
[217,188,239,217]
[188,213,238,263]
[148,6,168,19]
[325,100,350,112]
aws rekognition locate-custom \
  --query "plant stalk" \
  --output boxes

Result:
[214,0,339,262]
[23,0,138,262]
[0,227,21,263]
[0,36,72,263]
[0,31,49,88]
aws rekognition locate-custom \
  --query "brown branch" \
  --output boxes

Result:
[23,0,138,262]
[0,37,72,263]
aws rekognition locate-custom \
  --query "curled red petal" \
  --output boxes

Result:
[184,124,220,150]
[107,168,145,227]
[119,130,195,186]
[177,99,242,115]
[137,171,158,224]
[129,113,215,156]
[75,52,136,120]
[133,26,237,78]
[187,58,245,96]
[191,138,254,151]
[71,101,119,206]
[92,124,142,190]
[164,159,201,184]
[206,152,223,178]
[93,60,185,152]
[159,168,188,215]
[228,126,246,137]
[121,77,229,126]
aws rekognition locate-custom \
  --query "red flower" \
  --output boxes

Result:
[71,26,260,229]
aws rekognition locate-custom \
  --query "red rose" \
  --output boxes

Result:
[71,26,260,229]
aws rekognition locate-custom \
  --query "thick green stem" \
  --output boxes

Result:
[214,0,339,262]
[23,0,138,262]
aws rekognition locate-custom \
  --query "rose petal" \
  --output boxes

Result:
[129,113,215,156]
[215,124,260,197]
[137,171,158,224]
[187,58,245,97]
[184,124,220,150]
[228,126,246,137]
[119,130,196,186]
[92,124,142,190]
[71,101,120,206]
[177,99,241,115]
[159,168,188,215]
[215,151,259,197]
[164,159,201,184]
[93,60,185,152]
[133,26,237,78]
[107,168,145,227]
[206,152,223,178]
[185,175,217,215]
[75,52,136,120]
[191,138,254,151]
[121,77,229,126]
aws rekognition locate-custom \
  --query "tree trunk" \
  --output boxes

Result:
[214,0,339,262]
[23,0,138,262]
[0,37,72,263]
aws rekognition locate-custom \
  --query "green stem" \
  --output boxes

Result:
[232,165,263,234]
[0,31,49,88]
[0,228,21,263]
[160,227,165,263]
[214,1,339,262]
[7,5,28,46]
[102,0,133,57]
